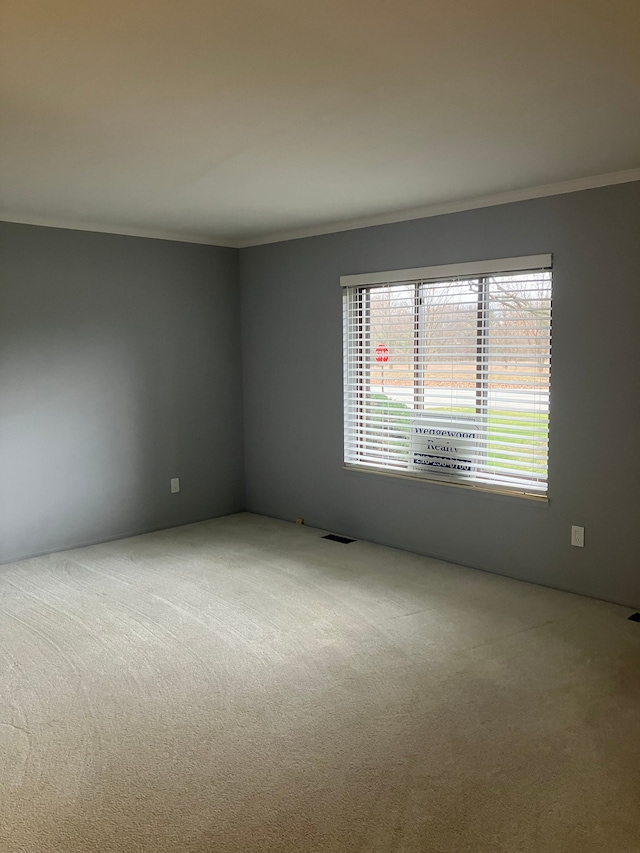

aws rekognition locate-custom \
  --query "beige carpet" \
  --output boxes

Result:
[1,513,639,852]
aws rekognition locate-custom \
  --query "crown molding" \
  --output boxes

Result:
[238,168,640,248]
[0,213,236,249]
[3,168,638,250]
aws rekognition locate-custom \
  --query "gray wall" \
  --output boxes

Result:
[240,182,640,608]
[4,185,640,608]
[0,222,243,563]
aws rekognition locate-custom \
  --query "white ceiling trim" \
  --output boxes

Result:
[0,213,236,249]
[238,168,640,248]
[2,168,639,250]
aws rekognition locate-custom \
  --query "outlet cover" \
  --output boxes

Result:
[571,525,584,547]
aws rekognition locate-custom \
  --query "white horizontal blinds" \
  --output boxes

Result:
[343,264,552,495]
[344,283,416,469]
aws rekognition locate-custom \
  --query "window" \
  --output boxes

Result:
[342,255,552,498]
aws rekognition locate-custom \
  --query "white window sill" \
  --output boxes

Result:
[343,464,549,504]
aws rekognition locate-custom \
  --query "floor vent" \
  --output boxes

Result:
[628,613,640,622]
[322,534,356,544]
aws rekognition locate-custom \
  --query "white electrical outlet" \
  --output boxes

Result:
[170,478,180,494]
[571,525,584,547]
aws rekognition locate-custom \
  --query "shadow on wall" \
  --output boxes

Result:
[0,329,157,560]
[0,223,243,564]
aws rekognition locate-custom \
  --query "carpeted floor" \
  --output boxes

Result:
[1,512,639,852]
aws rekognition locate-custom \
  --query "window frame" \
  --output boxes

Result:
[342,255,552,501]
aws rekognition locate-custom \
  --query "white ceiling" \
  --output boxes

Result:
[1,0,639,247]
